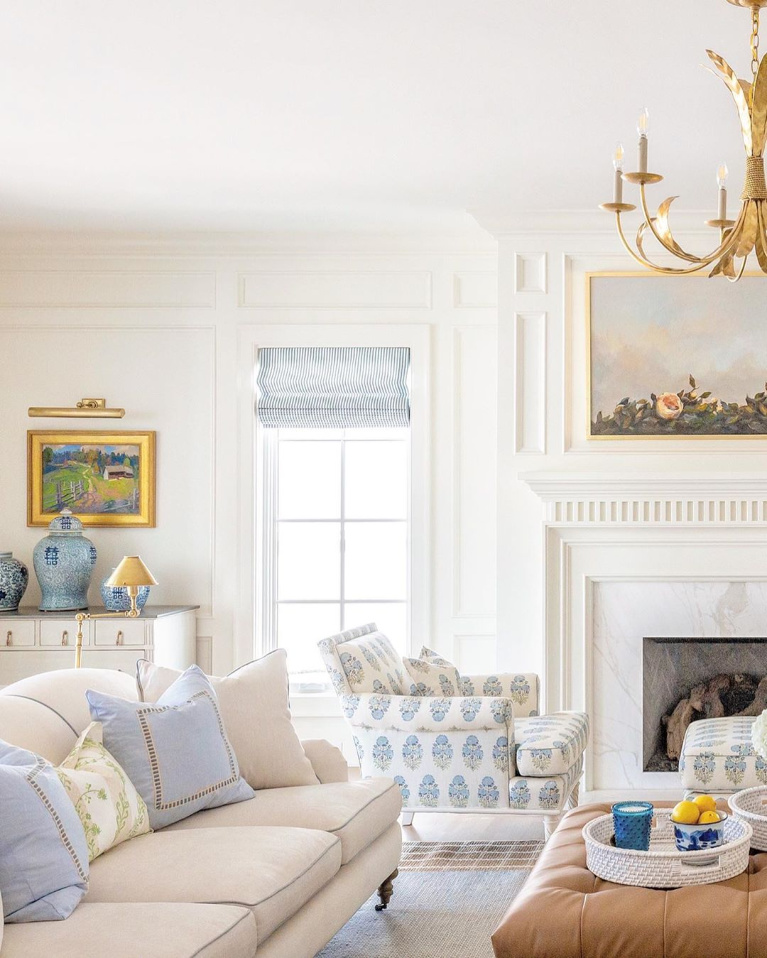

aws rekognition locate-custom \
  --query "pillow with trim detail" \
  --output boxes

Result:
[0,740,89,923]
[86,665,255,829]
[403,652,462,697]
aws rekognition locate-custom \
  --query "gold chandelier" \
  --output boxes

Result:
[601,0,767,280]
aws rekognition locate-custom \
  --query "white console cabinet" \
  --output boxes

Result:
[0,605,198,686]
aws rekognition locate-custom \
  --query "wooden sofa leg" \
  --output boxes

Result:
[401,811,414,826]
[375,869,398,911]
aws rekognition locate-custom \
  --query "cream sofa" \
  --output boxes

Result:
[0,668,402,958]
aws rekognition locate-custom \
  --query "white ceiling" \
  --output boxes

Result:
[0,1,756,233]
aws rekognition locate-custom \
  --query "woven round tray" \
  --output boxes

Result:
[583,809,752,888]
[728,786,767,851]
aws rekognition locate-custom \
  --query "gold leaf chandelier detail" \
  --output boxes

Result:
[601,0,767,280]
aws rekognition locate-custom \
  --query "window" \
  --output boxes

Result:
[254,345,413,689]
[260,427,410,687]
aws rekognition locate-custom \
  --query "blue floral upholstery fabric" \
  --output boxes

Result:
[680,716,765,791]
[419,646,540,718]
[318,623,408,695]
[515,712,590,777]
[320,630,585,813]
[402,656,462,697]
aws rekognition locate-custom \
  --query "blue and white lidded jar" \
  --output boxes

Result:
[0,553,29,611]
[100,569,150,612]
[33,509,97,612]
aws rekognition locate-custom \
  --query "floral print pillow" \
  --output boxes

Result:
[402,654,462,697]
[57,721,150,861]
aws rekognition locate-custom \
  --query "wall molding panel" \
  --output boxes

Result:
[0,270,216,308]
[513,312,547,455]
[452,271,497,308]
[238,270,433,309]
[514,253,547,294]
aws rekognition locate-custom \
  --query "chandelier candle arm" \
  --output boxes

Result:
[600,0,767,280]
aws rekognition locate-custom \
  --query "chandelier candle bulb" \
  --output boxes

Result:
[637,109,649,174]
[613,143,625,203]
[717,163,729,219]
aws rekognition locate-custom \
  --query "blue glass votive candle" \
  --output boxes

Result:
[611,801,654,851]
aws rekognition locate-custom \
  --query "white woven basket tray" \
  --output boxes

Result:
[729,786,767,851]
[583,809,752,888]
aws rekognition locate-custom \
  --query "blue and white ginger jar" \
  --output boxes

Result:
[33,509,97,612]
[0,553,29,611]
[101,569,150,612]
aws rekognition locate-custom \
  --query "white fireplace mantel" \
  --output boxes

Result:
[521,472,767,525]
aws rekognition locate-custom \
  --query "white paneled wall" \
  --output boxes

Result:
[0,237,498,705]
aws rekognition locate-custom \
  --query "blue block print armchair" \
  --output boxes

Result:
[319,623,589,839]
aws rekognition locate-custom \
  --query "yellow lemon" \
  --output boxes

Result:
[698,810,721,824]
[671,800,700,825]
[693,795,717,814]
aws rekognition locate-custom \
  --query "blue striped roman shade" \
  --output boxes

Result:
[256,347,410,427]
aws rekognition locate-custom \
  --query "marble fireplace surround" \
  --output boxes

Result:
[522,472,767,796]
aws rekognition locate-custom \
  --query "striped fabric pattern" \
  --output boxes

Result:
[256,346,410,427]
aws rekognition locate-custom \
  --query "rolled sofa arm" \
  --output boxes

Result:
[340,693,514,734]
[301,739,349,783]
[459,672,540,717]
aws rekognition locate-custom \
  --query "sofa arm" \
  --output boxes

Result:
[301,739,349,784]
[340,693,514,734]
[459,672,539,717]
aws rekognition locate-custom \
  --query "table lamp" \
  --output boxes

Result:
[74,555,158,668]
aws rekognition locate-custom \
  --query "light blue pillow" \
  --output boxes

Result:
[86,665,255,829]
[0,741,89,922]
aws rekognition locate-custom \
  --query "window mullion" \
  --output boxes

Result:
[261,431,279,651]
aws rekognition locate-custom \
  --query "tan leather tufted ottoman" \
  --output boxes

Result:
[492,802,767,958]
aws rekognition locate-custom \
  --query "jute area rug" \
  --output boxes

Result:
[316,840,544,958]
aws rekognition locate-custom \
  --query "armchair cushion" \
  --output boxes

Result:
[508,757,584,813]
[340,693,514,732]
[515,713,590,777]
[402,655,462,697]
[318,623,408,695]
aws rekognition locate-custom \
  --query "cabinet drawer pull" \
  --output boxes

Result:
[61,630,69,646]
[116,630,123,645]
[5,630,11,647]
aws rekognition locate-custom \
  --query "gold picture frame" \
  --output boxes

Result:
[587,270,767,440]
[28,430,156,527]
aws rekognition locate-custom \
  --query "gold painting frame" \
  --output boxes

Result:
[586,270,767,440]
[28,430,156,527]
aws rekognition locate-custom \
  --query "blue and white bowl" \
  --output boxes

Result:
[673,811,727,852]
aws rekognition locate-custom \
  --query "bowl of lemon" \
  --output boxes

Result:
[670,795,727,852]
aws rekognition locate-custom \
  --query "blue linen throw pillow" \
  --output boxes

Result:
[86,665,255,829]
[0,741,89,922]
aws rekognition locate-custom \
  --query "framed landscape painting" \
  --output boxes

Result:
[588,272,767,438]
[28,430,156,527]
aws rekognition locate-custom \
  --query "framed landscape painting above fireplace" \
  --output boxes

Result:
[588,272,767,439]
[28,430,156,527]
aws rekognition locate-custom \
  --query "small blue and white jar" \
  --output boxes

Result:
[101,569,150,612]
[0,553,29,611]
[33,509,97,612]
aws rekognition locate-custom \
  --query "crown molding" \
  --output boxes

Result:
[0,229,498,258]
[471,208,722,238]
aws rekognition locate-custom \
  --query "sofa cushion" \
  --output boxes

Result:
[137,650,319,790]
[680,715,763,790]
[165,778,401,865]
[0,902,256,958]
[87,666,255,829]
[86,825,342,946]
[515,712,590,776]
[0,741,89,923]
[57,722,151,861]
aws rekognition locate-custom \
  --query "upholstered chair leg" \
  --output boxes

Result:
[375,869,399,911]
[567,782,580,810]
[543,814,562,841]
[401,811,414,826]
